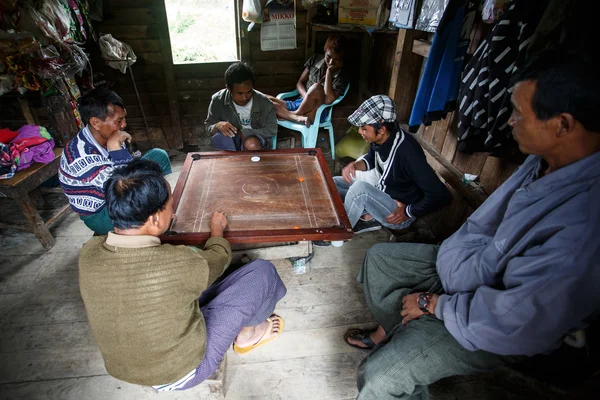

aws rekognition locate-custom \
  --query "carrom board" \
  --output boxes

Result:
[161,148,354,245]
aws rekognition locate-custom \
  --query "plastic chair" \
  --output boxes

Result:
[274,84,350,159]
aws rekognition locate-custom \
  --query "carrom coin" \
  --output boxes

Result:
[251,156,260,162]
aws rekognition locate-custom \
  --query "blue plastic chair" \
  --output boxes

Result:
[274,84,350,159]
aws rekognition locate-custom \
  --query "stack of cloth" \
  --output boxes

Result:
[0,125,56,180]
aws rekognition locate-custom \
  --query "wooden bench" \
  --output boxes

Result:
[0,147,70,249]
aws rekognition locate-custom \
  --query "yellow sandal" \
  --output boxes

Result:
[233,314,284,355]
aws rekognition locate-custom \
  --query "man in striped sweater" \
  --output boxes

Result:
[59,88,171,234]
[334,95,450,234]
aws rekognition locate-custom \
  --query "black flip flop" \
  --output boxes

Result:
[343,328,377,352]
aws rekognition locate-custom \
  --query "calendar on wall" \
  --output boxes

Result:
[260,0,297,51]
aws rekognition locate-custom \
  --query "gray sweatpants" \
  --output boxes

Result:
[356,243,523,400]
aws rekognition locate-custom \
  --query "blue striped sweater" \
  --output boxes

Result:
[59,126,132,215]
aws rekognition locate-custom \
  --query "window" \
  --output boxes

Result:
[165,0,238,64]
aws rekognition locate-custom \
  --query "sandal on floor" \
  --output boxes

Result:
[343,328,377,352]
[233,314,284,355]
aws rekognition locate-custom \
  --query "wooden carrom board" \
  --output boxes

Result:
[161,148,353,245]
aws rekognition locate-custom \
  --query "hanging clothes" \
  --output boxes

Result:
[408,0,477,132]
[456,0,547,154]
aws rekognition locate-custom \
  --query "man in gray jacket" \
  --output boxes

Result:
[344,51,600,399]
[205,62,277,151]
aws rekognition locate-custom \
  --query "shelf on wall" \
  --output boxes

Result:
[412,39,432,58]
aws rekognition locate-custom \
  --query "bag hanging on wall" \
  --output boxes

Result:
[242,0,265,23]
[99,34,136,74]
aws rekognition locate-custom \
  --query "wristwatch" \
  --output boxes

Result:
[417,292,433,315]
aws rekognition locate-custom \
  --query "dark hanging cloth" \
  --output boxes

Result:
[408,0,477,132]
[526,0,573,57]
[456,0,547,155]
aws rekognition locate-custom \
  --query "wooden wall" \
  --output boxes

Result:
[99,0,175,150]
[370,31,522,196]
[98,0,360,150]
[174,2,309,147]
[0,0,362,151]
[416,114,523,196]
[8,0,517,197]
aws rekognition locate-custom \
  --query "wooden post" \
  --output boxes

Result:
[412,133,488,209]
[14,188,55,249]
[155,2,184,149]
[360,32,373,99]
[18,97,38,125]
[388,29,425,122]
[305,7,318,59]
[235,0,251,61]
[43,94,79,147]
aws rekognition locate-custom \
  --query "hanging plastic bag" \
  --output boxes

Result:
[99,34,137,74]
[415,0,450,32]
[32,45,68,78]
[26,0,73,43]
[242,0,264,23]
[482,0,509,24]
[61,43,90,77]
[41,0,72,41]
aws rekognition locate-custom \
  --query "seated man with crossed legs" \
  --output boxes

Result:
[78,159,287,391]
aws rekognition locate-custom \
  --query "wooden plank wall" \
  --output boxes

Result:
[173,1,309,147]
[173,3,359,147]
[95,1,360,150]
[370,32,522,195]
[99,0,174,150]
[415,107,523,196]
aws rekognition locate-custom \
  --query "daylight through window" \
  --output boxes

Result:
[165,0,238,64]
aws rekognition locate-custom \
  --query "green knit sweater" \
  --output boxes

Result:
[78,233,232,386]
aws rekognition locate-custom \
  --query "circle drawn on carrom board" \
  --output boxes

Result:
[235,177,279,198]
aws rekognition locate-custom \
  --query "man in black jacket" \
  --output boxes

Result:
[335,95,450,234]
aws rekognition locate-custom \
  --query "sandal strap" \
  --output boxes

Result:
[251,317,274,346]
[348,330,376,348]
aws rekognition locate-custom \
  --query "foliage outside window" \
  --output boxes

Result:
[165,0,238,64]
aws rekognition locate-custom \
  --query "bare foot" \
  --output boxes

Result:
[346,325,387,348]
[303,115,313,127]
[234,316,282,348]
[291,114,312,128]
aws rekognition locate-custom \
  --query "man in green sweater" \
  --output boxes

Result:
[78,159,287,391]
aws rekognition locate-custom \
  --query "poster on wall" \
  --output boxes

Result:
[260,0,297,51]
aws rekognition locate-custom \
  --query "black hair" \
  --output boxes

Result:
[369,121,397,134]
[104,159,170,230]
[511,51,600,133]
[78,87,125,126]
[225,62,255,89]
[324,34,349,56]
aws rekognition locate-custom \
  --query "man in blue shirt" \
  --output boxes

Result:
[345,52,600,399]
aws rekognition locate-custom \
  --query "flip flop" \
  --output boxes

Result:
[343,328,377,352]
[233,314,284,355]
